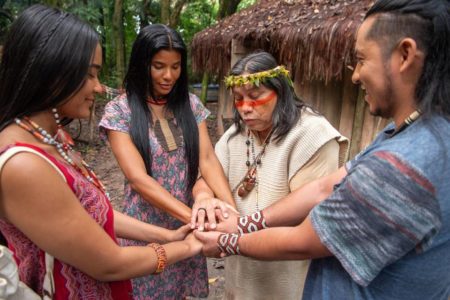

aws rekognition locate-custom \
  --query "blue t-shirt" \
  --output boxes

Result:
[304,115,450,300]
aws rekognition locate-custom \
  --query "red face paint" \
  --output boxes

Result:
[234,90,276,108]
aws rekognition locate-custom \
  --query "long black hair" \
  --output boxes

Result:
[0,4,99,130]
[124,24,199,191]
[229,51,307,143]
[365,0,450,117]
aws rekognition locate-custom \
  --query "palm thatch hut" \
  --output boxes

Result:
[191,0,388,159]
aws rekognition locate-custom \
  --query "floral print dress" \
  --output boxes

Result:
[99,93,209,299]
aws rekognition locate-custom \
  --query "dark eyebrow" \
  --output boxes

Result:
[90,64,102,70]
[247,87,261,93]
[152,60,181,65]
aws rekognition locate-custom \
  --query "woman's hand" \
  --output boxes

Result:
[168,224,192,242]
[193,230,223,258]
[184,232,203,256]
[191,195,239,231]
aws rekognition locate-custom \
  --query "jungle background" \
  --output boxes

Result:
[0,0,257,87]
[1,0,261,298]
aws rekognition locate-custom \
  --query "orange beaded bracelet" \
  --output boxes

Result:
[148,243,167,274]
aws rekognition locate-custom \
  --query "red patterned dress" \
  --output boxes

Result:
[0,143,132,299]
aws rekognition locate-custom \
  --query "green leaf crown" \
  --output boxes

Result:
[224,65,293,88]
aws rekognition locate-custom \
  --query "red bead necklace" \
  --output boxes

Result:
[14,115,109,198]
[146,96,168,106]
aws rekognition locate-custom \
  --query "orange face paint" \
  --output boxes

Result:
[234,90,276,108]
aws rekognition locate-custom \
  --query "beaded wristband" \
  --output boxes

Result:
[237,211,267,235]
[148,243,167,274]
[217,233,241,256]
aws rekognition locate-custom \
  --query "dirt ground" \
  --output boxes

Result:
[69,100,226,299]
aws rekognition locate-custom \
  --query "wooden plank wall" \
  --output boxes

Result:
[217,40,389,160]
[294,70,389,160]
[216,39,248,134]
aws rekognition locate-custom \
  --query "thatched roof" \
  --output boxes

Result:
[191,0,374,83]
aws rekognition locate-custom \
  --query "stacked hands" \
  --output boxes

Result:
[189,197,240,258]
[169,197,268,258]
[174,197,268,258]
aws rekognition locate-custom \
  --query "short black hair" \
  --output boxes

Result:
[365,0,450,117]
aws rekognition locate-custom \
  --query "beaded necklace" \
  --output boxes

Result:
[235,129,272,208]
[146,96,168,106]
[14,113,109,198]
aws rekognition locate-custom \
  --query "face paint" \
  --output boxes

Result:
[234,91,276,108]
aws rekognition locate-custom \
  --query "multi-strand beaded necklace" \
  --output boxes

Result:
[234,129,272,210]
[14,109,109,198]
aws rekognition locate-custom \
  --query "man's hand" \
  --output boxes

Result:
[215,209,239,233]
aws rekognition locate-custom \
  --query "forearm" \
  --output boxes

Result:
[114,210,171,243]
[192,178,214,201]
[264,167,347,227]
[129,177,191,223]
[199,155,235,207]
[107,131,191,223]
[235,217,331,260]
[96,240,197,281]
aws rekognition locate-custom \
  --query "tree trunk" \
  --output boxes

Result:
[169,0,188,28]
[161,0,170,25]
[216,0,242,135]
[112,0,125,87]
[217,0,241,20]
[139,0,153,29]
[200,72,209,105]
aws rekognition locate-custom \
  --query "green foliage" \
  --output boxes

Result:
[178,0,217,46]
[225,66,294,88]
[237,0,257,11]
[66,2,103,29]
[0,0,29,42]
[0,0,256,86]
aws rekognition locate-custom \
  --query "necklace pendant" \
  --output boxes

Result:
[55,128,75,146]
[244,177,256,191]
[238,185,247,197]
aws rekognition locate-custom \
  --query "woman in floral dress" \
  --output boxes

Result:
[0,5,203,300]
[100,24,234,299]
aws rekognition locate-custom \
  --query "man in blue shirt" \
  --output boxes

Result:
[194,0,450,299]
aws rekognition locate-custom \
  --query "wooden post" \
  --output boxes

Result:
[348,87,366,159]
[217,77,226,135]
[200,73,209,105]
[216,39,248,135]
[339,69,358,142]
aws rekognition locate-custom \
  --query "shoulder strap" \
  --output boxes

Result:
[0,145,58,299]
[0,146,66,182]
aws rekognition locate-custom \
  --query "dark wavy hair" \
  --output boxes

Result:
[229,51,307,143]
[123,24,199,191]
[0,4,99,130]
[365,0,450,117]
